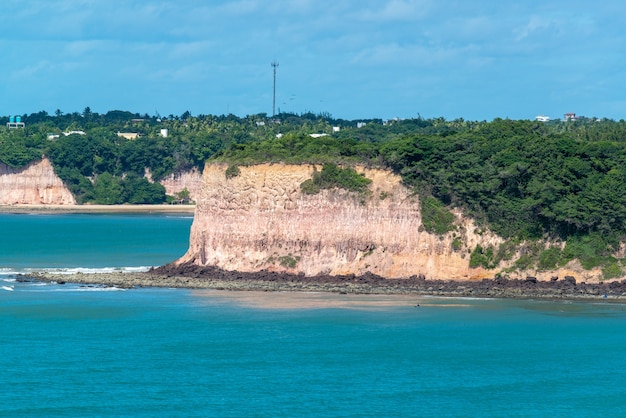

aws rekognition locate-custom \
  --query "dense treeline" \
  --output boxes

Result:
[4,109,626,275]
[214,117,626,276]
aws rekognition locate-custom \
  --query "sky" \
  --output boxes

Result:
[1,0,625,121]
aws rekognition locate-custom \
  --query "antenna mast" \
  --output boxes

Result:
[271,61,279,116]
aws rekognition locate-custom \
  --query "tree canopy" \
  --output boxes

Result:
[4,110,626,274]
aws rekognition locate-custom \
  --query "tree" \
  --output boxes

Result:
[93,172,124,204]
[174,187,192,204]
[122,173,166,204]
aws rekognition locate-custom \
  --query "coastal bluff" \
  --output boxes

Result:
[0,157,202,207]
[0,158,75,205]
[176,163,504,280]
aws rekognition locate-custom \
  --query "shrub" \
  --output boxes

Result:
[300,179,321,195]
[469,245,497,269]
[602,260,623,280]
[513,254,534,270]
[278,254,300,268]
[225,164,241,179]
[300,163,371,194]
[420,196,455,235]
[538,247,564,270]
[562,234,608,270]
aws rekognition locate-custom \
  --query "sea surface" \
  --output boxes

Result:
[1,213,626,417]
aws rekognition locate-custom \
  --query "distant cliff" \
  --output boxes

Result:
[0,158,203,206]
[159,168,203,203]
[0,158,75,205]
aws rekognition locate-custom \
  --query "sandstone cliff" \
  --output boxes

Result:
[177,163,511,280]
[0,158,75,205]
[159,168,203,202]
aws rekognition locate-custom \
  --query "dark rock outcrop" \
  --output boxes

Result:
[148,262,626,300]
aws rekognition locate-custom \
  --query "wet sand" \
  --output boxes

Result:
[191,289,425,310]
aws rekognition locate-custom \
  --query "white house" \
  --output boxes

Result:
[63,130,86,136]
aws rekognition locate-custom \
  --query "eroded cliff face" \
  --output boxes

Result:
[159,168,203,202]
[0,158,75,205]
[178,163,508,280]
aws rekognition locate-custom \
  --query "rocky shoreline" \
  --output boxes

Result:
[22,263,626,302]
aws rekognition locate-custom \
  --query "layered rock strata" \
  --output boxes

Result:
[0,158,75,205]
[177,163,504,280]
[159,168,203,202]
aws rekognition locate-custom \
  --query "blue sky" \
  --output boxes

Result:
[1,0,625,121]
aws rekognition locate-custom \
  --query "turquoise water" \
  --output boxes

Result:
[2,214,626,417]
[0,213,193,271]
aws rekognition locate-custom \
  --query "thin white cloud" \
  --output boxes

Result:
[350,42,466,69]
[514,16,558,41]
[10,60,54,80]
[166,41,217,59]
[357,0,433,22]
[63,40,112,56]
[215,0,261,15]
[266,0,317,15]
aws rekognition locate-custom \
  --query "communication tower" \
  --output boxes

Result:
[271,61,279,117]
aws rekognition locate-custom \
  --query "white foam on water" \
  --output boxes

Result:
[2,266,153,276]
[1,271,27,276]
[48,286,127,292]
[23,266,152,275]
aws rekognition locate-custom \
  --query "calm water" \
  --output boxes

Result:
[1,213,626,417]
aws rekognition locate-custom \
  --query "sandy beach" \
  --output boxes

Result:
[0,204,196,214]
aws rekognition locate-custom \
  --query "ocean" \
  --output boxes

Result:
[1,213,626,417]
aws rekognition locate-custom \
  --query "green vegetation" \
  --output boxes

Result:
[0,129,46,168]
[278,254,300,268]
[537,246,563,270]
[300,163,372,195]
[225,164,241,179]
[469,245,497,269]
[420,196,455,235]
[171,187,192,204]
[4,109,626,275]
